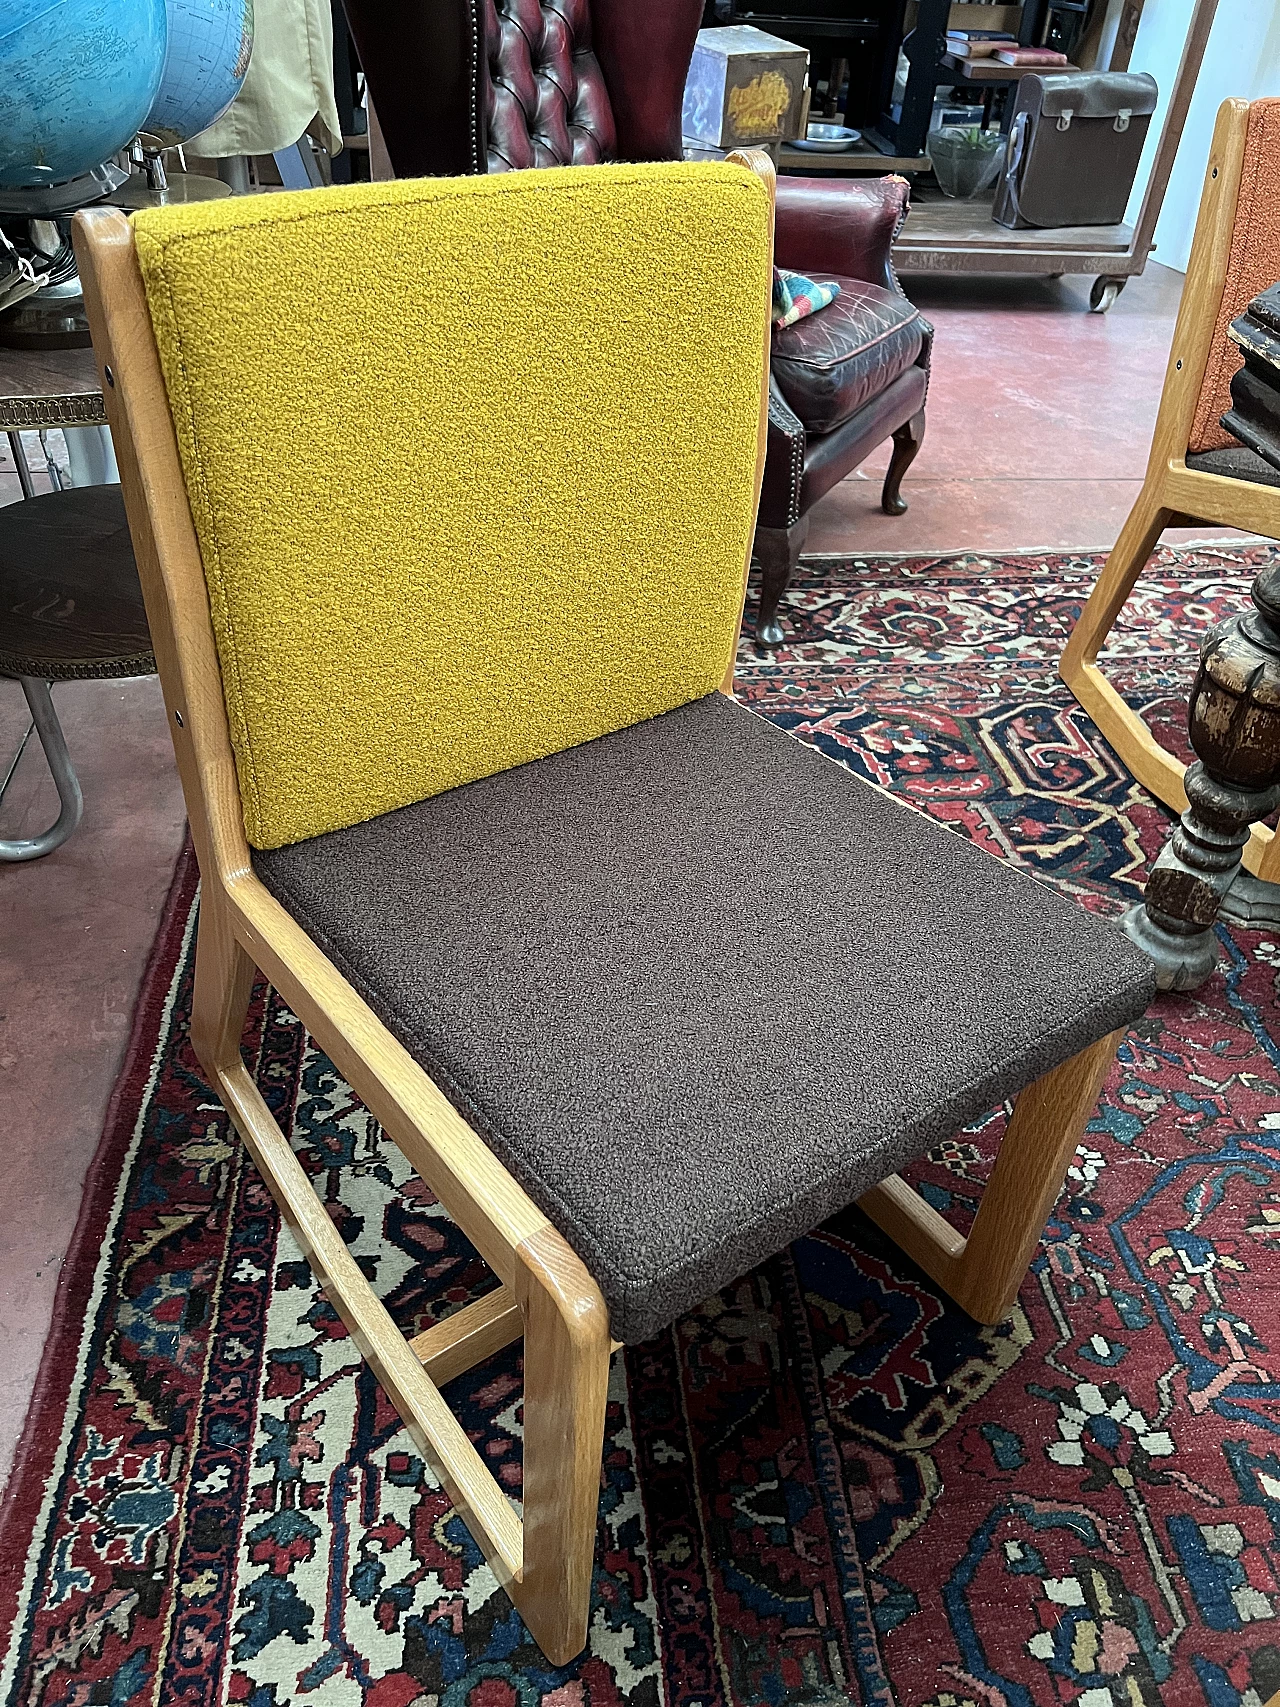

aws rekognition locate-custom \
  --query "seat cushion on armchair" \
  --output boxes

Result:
[253,692,1153,1344]
[771,276,923,436]
[1186,445,1280,490]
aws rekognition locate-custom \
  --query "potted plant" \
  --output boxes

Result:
[928,125,1005,199]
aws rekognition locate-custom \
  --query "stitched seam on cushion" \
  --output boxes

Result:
[138,166,769,256]
[0,651,155,680]
[145,249,267,840]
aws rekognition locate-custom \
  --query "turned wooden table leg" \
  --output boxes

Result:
[1214,283,1280,927]
[1124,560,1280,990]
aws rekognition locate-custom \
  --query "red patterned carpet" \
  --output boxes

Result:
[2,546,1279,1707]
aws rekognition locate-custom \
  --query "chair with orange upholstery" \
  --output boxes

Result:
[1060,96,1280,895]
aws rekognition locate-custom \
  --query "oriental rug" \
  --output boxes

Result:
[3,544,1280,1707]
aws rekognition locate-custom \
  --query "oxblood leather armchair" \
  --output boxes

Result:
[762,176,931,648]
[340,0,931,646]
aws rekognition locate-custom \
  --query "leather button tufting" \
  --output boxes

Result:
[484,0,615,170]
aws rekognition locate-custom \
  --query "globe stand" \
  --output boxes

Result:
[105,172,232,211]
[0,163,128,219]
[0,270,91,349]
[0,150,230,350]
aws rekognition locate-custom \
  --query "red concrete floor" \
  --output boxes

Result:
[0,258,1204,1495]
[820,263,1220,553]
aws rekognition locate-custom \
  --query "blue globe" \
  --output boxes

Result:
[0,0,168,191]
[146,0,254,148]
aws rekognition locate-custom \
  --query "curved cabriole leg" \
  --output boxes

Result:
[882,410,925,516]
[0,677,84,862]
[1124,562,1280,989]
[754,515,809,651]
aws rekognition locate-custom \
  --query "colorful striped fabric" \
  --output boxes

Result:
[772,267,840,329]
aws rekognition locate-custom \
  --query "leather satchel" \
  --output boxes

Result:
[992,71,1158,230]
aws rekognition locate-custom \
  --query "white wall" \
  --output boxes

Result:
[1124,0,1280,274]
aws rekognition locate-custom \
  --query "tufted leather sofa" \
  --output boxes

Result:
[341,0,930,645]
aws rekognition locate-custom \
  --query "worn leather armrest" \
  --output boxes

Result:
[757,375,807,531]
[773,175,911,293]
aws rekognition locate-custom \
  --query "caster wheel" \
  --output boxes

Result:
[1089,275,1125,313]
[756,616,785,651]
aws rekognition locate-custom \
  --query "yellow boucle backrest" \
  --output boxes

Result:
[132,164,771,849]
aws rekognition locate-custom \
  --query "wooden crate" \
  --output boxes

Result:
[681,26,809,150]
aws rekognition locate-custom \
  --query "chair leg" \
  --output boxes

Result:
[190,889,256,1086]
[881,410,925,516]
[194,885,613,1666]
[1061,482,1171,684]
[1058,483,1189,807]
[0,677,84,863]
[951,1031,1121,1321]
[754,515,809,650]
[859,1029,1122,1325]
[514,1227,612,1665]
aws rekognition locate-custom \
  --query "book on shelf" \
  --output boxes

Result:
[991,46,1070,64]
[945,28,1016,40]
[946,40,1003,57]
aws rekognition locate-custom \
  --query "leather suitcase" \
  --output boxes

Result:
[992,71,1158,230]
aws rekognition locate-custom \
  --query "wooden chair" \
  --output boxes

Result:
[1060,96,1280,889]
[74,158,1151,1666]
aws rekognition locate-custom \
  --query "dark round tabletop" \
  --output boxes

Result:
[0,484,154,680]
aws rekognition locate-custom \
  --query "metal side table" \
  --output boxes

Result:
[0,346,153,860]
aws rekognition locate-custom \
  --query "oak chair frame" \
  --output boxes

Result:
[75,163,1123,1665]
[1059,98,1280,887]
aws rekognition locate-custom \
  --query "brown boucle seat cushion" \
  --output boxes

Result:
[253,692,1152,1343]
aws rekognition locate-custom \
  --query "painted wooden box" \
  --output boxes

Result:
[681,26,809,149]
